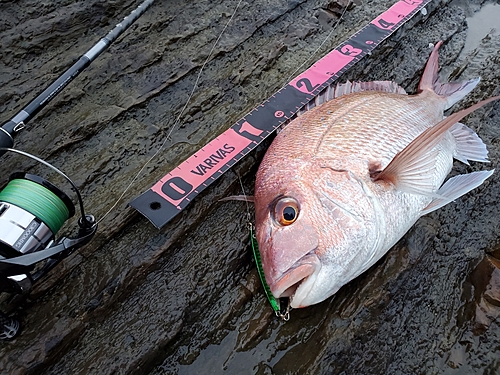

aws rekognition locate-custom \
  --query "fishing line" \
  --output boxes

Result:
[0,179,69,234]
[282,1,352,86]
[99,0,352,225]
[128,0,433,319]
[0,0,148,340]
[0,147,89,226]
[236,173,251,223]
[0,146,97,343]
[97,0,244,224]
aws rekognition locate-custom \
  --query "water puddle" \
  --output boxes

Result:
[461,2,500,57]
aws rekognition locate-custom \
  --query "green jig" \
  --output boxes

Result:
[249,223,290,320]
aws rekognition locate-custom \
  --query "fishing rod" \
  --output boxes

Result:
[0,0,155,155]
[0,0,155,340]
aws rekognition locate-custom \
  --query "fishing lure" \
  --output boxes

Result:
[249,222,290,320]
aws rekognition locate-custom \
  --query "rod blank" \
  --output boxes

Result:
[0,0,155,150]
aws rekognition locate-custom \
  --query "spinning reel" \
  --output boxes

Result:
[0,0,155,341]
[0,149,97,340]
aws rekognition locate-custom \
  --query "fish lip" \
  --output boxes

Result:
[270,252,320,304]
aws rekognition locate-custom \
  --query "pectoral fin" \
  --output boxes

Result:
[372,96,500,195]
[421,170,494,215]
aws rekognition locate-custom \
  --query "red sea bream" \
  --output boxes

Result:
[254,41,498,309]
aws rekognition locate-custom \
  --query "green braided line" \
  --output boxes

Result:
[0,179,69,234]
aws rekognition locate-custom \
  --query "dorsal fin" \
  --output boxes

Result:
[297,80,407,116]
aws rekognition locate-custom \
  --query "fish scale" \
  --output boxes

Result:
[261,93,453,195]
[300,92,443,165]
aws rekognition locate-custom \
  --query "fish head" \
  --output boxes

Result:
[255,160,379,308]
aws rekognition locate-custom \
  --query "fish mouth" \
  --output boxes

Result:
[270,253,320,308]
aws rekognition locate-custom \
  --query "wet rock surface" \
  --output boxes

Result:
[0,0,499,373]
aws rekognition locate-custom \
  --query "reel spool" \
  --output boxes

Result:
[0,173,75,260]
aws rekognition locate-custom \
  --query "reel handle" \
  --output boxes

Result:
[0,310,20,341]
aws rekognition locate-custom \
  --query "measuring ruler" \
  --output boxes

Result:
[131,0,432,228]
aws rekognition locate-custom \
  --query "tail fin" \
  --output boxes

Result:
[419,41,480,110]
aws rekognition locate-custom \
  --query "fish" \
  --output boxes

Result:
[253,41,499,309]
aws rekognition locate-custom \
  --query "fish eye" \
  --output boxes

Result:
[273,197,300,226]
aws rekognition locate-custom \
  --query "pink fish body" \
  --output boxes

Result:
[254,42,497,309]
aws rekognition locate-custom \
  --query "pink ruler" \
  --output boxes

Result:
[131,0,432,228]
